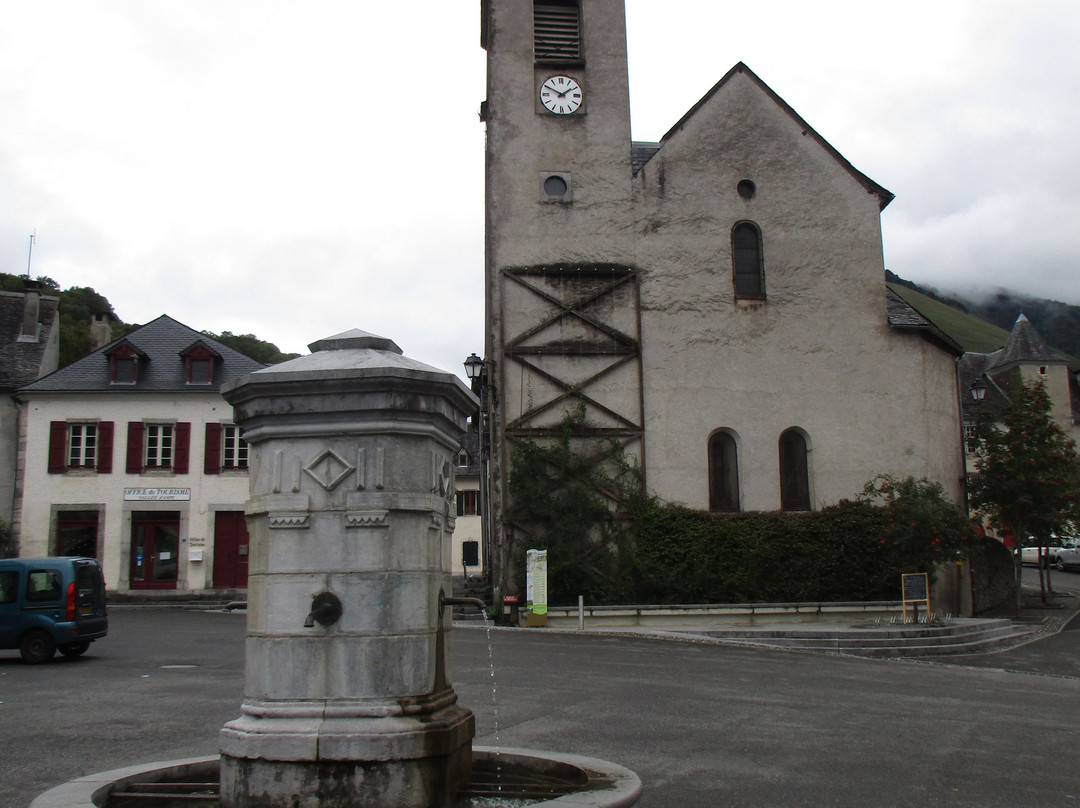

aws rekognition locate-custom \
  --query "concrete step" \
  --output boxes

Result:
[695,619,1035,656]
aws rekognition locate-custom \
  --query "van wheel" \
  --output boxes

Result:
[20,631,56,664]
[59,642,90,658]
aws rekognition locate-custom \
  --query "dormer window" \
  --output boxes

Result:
[189,358,212,384]
[181,342,221,385]
[106,341,146,385]
[114,358,136,383]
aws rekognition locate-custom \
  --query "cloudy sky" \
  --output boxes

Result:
[1,1,1077,371]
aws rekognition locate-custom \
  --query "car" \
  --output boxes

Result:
[1021,541,1061,567]
[0,557,108,663]
[1054,539,1080,572]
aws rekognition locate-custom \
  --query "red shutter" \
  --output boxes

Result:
[174,422,191,474]
[48,422,68,474]
[204,423,222,474]
[126,422,144,474]
[97,421,114,474]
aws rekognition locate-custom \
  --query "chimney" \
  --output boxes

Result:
[90,313,113,351]
[18,280,41,343]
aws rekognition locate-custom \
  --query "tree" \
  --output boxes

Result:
[57,286,118,367]
[203,331,300,365]
[858,474,971,577]
[968,379,1080,610]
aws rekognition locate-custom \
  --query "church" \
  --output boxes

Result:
[480,1,965,594]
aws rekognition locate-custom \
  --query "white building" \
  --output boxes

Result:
[14,315,264,595]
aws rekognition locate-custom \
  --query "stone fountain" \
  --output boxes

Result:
[216,329,477,807]
[30,330,639,808]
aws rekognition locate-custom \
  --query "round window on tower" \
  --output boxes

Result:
[737,179,756,199]
[540,172,572,203]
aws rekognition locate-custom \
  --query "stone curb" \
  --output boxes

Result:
[29,748,642,808]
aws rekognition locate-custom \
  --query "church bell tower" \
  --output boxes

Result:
[481,0,643,604]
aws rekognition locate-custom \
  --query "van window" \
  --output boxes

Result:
[0,571,17,604]
[75,565,103,601]
[26,570,62,602]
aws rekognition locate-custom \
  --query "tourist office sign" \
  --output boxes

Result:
[124,487,191,502]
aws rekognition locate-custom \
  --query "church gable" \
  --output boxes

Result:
[636,64,892,213]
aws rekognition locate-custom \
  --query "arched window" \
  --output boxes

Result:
[732,222,765,300]
[708,430,740,512]
[778,428,811,511]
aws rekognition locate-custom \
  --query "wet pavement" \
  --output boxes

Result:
[3,596,1078,808]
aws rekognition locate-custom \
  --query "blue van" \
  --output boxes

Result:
[0,557,108,663]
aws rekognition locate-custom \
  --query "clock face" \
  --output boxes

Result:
[540,75,582,115]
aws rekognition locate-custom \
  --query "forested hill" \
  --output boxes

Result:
[0,272,298,367]
[886,271,1080,360]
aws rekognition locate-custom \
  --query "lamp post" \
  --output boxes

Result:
[970,377,987,401]
[463,353,494,599]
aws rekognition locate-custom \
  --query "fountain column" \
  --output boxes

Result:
[218,330,478,808]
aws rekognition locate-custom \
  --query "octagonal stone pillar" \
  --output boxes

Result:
[217,330,478,808]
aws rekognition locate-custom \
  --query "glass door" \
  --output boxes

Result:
[130,512,180,589]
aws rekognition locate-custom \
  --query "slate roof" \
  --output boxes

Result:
[0,291,59,390]
[989,313,1063,370]
[17,314,266,395]
[631,141,661,175]
[456,428,481,477]
[885,288,963,355]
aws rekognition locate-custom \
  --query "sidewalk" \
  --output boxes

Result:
[478,586,1080,657]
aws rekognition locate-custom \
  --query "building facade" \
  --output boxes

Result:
[14,315,264,594]
[959,314,1080,479]
[452,429,483,579]
[0,283,60,538]
[482,0,966,596]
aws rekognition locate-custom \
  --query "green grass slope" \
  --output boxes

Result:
[888,283,1013,353]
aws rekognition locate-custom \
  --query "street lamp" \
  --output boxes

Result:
[970,377,987,401]
[463,353,483,390]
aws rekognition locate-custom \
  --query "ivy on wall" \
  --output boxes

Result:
[508,408,978,606]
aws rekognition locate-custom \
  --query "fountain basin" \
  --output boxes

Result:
[29,748,642,808]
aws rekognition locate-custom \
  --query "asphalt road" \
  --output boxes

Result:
[1,604,1078,808]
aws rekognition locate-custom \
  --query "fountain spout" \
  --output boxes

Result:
[304,591,343,627]
[439,591,487,613]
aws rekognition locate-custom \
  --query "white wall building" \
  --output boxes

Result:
[14,315,264,595]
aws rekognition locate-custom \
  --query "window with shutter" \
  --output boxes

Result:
[534,1,580,62]
[97,422,114,473]
[205,423,223,474]
[127,422,190,473]
[173,422,191,474]
[48,422,68,474]
[49,421,114,473]
[126,422,145,474]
